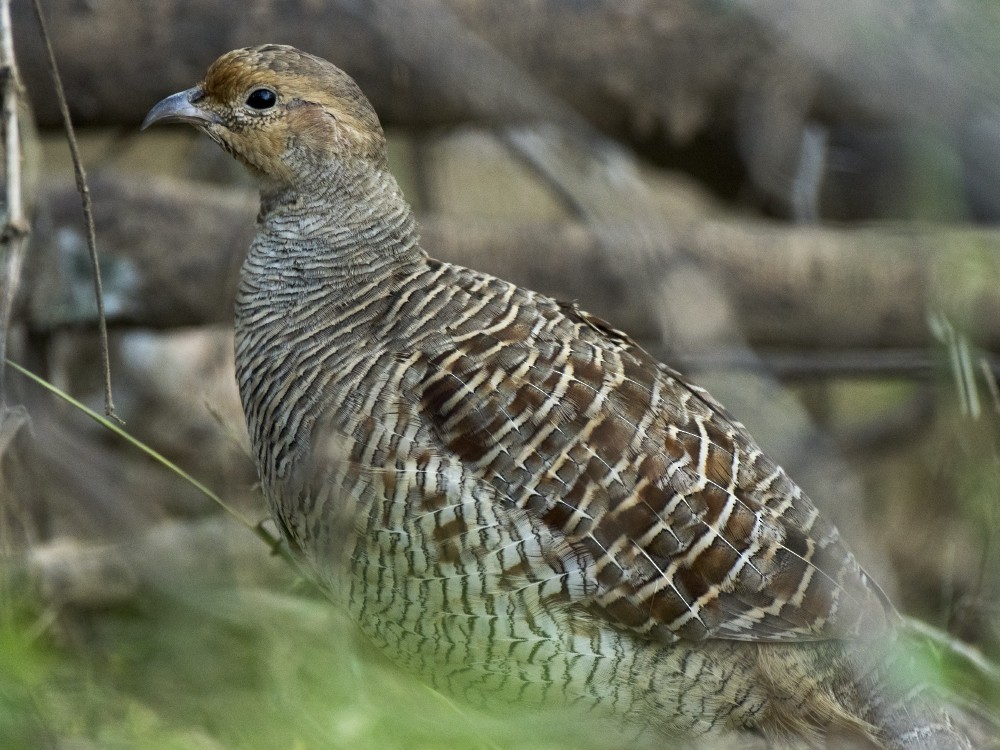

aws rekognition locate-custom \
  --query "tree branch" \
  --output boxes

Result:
[0,0,28,409]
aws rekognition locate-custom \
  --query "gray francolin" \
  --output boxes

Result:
[143,45,973,749]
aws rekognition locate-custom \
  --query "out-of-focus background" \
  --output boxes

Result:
[1,1,998,748]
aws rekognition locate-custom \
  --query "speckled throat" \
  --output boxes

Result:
[236,161,419,492]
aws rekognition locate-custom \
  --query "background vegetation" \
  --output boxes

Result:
[1,1,998,748]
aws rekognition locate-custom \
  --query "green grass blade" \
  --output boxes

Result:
[4,358,286,556]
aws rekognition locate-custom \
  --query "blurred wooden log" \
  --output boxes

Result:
[25,517,291,609]
[27,174,252,331]
[16,0,992,137]
[0,3,886,132]
[21,173,1000,352]
[16,0,1000,224]
[16,1,1000,219]
[12,0,592,129]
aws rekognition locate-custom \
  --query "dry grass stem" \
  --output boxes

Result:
[29,0,120,422]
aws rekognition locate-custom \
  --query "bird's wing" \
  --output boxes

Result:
[412,298,891,644]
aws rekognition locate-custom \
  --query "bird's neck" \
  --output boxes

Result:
[246,160,425,299]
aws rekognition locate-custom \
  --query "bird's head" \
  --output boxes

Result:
[142,45,387,187]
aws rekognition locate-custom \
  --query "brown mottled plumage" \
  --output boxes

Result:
[143,45,971,748]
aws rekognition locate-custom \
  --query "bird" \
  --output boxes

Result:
[143,45,972,749]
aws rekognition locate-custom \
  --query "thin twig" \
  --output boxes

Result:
[29,0,120,423]
[0,0,29,409]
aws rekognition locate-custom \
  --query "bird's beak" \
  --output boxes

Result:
[141,87,220,130]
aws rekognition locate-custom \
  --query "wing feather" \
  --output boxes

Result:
[414,300,891,644]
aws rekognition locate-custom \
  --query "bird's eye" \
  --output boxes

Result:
[245,88,277,110]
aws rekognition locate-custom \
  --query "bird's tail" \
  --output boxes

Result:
[755,634,988,749]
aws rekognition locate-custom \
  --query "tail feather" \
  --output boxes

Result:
[755,639,977,749]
